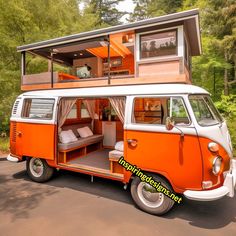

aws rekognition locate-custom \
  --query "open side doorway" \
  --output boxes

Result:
[56,96,126,180]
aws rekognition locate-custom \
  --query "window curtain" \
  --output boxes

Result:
[82,99,96,130]
[109,97,126,123]
[23,99,32,117]
[58,98,77,133]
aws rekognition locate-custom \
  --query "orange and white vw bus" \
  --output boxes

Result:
[7,83,236,215]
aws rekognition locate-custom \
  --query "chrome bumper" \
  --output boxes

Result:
[7,154,19,163]
[184,159,236,201]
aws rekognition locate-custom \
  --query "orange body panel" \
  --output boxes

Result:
[11,122,56,160]
[124,130,203,193]
[198,137,230,189]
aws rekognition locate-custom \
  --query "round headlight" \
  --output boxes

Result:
[212,156,223,175]
[208,142,219,152]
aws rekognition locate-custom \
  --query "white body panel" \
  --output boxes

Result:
[196,121,233,158]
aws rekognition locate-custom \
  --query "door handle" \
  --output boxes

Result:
[16,131,22,137]
[127,139,138,147]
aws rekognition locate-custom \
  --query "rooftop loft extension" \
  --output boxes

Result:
[17,9,202,91]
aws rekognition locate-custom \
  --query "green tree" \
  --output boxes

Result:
[89,0,127,26]
[182,0,236,96]
[129,0,183,21]
[199,0,236,95]
[0,0,98,133]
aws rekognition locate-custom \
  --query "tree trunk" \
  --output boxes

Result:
[224,52,229,95]
[234,53,236,82]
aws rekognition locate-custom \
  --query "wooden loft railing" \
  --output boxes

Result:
[21,73,190,91]
[20,55,191,91]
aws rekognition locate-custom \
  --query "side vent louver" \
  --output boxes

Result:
[12,100,19,115]
[11,122,17,142]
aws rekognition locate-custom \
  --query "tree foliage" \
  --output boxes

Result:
[215,95,236,155]
[129,0,183,21]
[89,0,126,26]
[0,0,100,133]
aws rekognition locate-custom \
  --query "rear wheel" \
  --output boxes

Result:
[26,157,54,183]
[131,175,175,215]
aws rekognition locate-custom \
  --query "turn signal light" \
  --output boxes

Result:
[202,181,213,189]
[208,142,219,152]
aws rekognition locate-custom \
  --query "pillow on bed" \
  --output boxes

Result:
[77,126,93,138]
[59,130,78,143]
[115,141,124,152]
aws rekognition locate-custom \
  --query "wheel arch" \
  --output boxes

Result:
[127,169,183,194]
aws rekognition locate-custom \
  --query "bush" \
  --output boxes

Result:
[0,136,9,153]
[215,95,236,156]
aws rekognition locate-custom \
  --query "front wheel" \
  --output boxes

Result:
[26,157,54,183]
[131,175,175,215]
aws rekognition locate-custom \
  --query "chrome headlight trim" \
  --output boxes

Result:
[212,156,223,175]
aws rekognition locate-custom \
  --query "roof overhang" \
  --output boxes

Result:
[17,9,201,60]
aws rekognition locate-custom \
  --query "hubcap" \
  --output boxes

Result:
[29,158,44,178]
[137,182,164,208]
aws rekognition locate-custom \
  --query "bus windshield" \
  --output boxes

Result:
[189,95,223,126]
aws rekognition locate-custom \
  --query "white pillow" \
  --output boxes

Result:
[67,129,78,142]
[77,126,93,138]
[59,131,72,144]
[115,141,124,152]
[59,130,78,143]
[84,126,93,136]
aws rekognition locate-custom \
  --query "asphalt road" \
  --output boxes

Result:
[0,158,236,236]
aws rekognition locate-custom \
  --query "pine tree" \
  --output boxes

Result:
[129,0,150,22]
[198,0,236,95]
[89,0,127,26]
[129,0,183,21]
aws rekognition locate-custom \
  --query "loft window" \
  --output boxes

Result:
[184,37,190,67]
[140,30,177,59]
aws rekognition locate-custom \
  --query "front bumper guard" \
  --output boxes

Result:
[7,154,19,163]
[184,159,236,201]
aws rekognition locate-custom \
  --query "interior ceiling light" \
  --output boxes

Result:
[79,53,83,56]
[74,53,77,57]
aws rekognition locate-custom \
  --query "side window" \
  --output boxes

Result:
[66,100,90,120]
[169,98,190,125]
[133,97,166,124]
[81,103,90,118]
[67,103,77,119]
[22,98,54,119]
[133,97,190,126]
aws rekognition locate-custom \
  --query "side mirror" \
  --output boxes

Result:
[165,117,175,131]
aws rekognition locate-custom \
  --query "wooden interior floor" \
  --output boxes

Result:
[68,148,112,171]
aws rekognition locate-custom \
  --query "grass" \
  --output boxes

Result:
[0,136,10,154]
